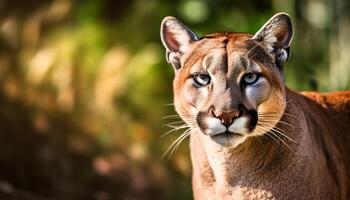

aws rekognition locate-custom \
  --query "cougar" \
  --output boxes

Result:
[160,13,350,199]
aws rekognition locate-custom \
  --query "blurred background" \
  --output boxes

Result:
[0,0,349,199]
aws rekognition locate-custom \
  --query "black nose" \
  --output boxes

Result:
[213,110,240,126]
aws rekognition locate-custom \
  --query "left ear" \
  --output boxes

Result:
[160,16,198,70]
[252,12,293,68]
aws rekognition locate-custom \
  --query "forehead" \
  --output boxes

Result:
[184,33,272,74]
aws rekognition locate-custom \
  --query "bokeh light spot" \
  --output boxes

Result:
[180,1,208,23]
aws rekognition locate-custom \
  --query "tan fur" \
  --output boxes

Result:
[161,13,350,199]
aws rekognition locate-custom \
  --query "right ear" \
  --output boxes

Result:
[160,16,198,70]
[252,13,293,69]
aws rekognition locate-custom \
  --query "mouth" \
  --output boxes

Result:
[209,131,246,148]
[211,130,242,138]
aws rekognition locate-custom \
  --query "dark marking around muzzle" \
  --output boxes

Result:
[247,109,258,131]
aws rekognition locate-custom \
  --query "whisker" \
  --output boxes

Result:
[255,126,274,140]
[256,127,279,144]
[162,125,189,138]
[271,127,296,143]
[163,121,186,126]
[269,131,291,150]
[258,112,280,116]
[163,121,187,128]
[162,115,181,119]
[252,129,268,150]
[282,112,297,118]
[259,118,295,128]
[260,123,296,143]
[173,131,191,153]
[162,115,197,138]
[164,124,189,129]
[257,125,291,150]
[258,111,297,119]
[276,120,295,128]
[163,103,175,106]
[164,130,190,155]
[162,129,191,159]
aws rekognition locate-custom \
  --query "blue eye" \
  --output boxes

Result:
[193,74,211,86]
[242,73,259,84]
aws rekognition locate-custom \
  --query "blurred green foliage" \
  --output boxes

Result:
[0,0,349,199]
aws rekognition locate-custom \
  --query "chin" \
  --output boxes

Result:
[209,132,248,148]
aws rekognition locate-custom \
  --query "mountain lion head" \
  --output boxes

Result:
[161,13,293,148]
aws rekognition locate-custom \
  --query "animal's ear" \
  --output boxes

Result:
[160,16,198,70]
[252,13,293,69]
